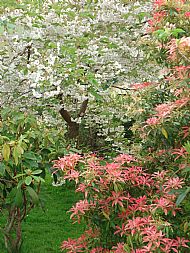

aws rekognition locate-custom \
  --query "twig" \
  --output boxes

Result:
[111,85,135,91]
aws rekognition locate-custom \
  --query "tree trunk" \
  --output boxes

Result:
[4,207,22,253]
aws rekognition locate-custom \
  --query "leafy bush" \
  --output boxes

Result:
[53,154,189,252]
[0,109,45,252]
[0,108,67,252]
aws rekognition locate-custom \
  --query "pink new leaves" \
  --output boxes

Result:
[70,200,95,222]
[106,191,130,208]
[145,97,190,126]
[52,154,188,252]
[53,154,81,171]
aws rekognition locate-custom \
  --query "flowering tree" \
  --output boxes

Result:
[0,0,160,150]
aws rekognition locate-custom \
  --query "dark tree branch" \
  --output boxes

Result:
[59,108,72,125]
[111,85,135,91]
[78,99,88,117]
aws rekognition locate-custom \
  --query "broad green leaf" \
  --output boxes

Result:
[153,29,169,41]
[17,145,24,155]
[13,150,18,166]
[2,143,10,161]
[0,136,3,145]
[23,151,40,161]
[38,176,45,182]
[0,163,5,176]
[32,169,42,175]
[14,187,23,207]
[171,28,185,37]
[7,188,17,203]
[0,136,10,142]
[23,151,36,160]
[32,175,40,183]
[176,187,190,206]
[23,159,39,168]
[13,145,24,165]
[161,127,168,139]
[14,173,25,178]
[25,176,32,185]
[17,180,25,189]
[26,186,39,204]
[184,222,189,233]
[32,176,45,183]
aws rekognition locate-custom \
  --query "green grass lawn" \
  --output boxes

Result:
[0,175,85,253]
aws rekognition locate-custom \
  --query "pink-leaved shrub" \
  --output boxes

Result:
[52,154,189,252]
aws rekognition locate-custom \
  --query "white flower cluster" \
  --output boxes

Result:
[0,0,158,150]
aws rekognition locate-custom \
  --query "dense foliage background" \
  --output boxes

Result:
[0,0,190,252]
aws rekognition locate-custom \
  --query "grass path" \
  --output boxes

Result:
[0,176,84,253]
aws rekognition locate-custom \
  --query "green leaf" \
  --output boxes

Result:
[25,176,32,185]
[17,179,25,189]
[32,169,42,175]
[14,113,25,121]
[0,136,10,144]
[153,29,169,41]
[14,173,25,178]
[23,159,39,168]
[32,176,45,183]
[39,176,45,182]
[14,187,23,207]
[176,187,190,206]
[113,182,118,193]
[2,143,10,161]
[123,244,131,252]
[1,136,10,141]
[32,175,40,183]
[184,141,190,154]
[88,87,103,101]
[0,163,6,176]
[69,147,82,153]
[13,145,24,165]
[23,151,37,160]
[171,28,186,37]
[161,127,168,139]
[182,167,190,174]
[26,186,39,204]
[102,211,110,220]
